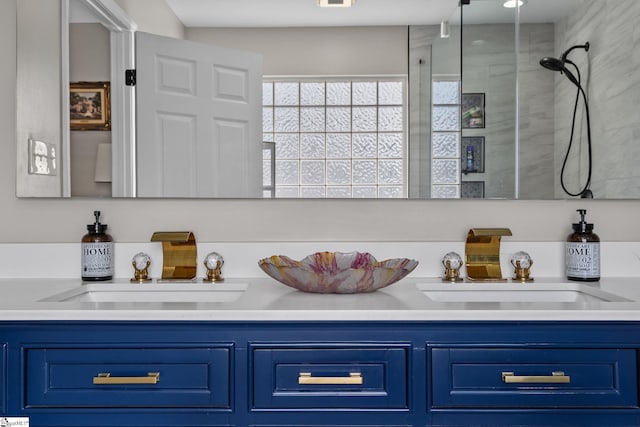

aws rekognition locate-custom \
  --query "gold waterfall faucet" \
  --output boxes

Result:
[465,228,512,282]
[150,232,197,280]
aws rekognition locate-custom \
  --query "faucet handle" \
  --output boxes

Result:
[511,251,534,282]
[131,252,152,283]
[442,252,464,282]
[203,252,224,283]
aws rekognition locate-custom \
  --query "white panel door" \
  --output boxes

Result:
[136,32,263,197]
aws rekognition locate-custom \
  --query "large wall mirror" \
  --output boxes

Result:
[16,0,640,199]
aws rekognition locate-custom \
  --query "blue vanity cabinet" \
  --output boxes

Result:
[1,342,6,415]
[0,321,640,426]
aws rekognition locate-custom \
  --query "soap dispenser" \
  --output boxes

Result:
[81,210,114,281]
[566,209,600,282]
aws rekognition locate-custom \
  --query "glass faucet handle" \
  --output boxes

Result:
[131,252,152,282]
[203,252,224,282]
[442,251,463,270]
[511,251,534,282]
[442,251,463,282]
[511,251,532,269]
[133,252,150,270]
[204,252,224,270]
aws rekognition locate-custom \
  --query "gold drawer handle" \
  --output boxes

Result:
[298,372,363,385]
[502,371,570,384]
[93,372,160,385]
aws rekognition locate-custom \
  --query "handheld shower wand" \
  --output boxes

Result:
[540,42,589,87]
[540,42,592,198]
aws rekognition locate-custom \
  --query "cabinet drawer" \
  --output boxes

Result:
[25,346,231,408]
[252,345,409,409]
[431,347,637,408]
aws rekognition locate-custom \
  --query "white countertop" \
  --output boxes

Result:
[2,277,640,321]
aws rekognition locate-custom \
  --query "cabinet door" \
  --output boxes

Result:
[431,347,638,408]
[252,345,409,410]
[25,346,231,408]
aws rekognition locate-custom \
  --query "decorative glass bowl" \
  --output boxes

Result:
[258,251,419,294]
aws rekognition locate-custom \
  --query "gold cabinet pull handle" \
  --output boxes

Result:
[298,372,363,385]
[502,371,570,384]
[93,372,160,385]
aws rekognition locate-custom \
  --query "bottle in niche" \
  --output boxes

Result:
[566,209,600,282]
[465,145,475,172]
[81,210,114,281]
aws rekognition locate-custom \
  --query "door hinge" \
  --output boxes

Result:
[125,69,136,86]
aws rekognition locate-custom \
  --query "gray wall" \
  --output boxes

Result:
[462,24,517,199]
[15,0,62,197]
[459,23,556,200]
[4,0,640,245]
[114,0,184,39]
[185,26,408,76]
[554,0,640,198]
[518,23,556,200]
[69,23,111,198]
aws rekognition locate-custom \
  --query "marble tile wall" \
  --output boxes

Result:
[462,24,517,199]
[519,24,556,199]
[410,7,640,201]
[554,0,640,199]
[410,23,555,199]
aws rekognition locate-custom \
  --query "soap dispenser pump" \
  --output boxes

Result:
[81,210,114,281]
[566,209,600,282]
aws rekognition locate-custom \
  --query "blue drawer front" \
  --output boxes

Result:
[431,348,638,408]
[252,346,409,409]
[25,347,231,408]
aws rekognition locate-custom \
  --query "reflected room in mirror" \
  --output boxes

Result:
[15,0,640,199]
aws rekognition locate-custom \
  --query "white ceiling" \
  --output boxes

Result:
[71,0,583,27]
[164,0,458,27]
[164,0,582,27]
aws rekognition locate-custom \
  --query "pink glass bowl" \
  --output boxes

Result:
[258,251,419,294]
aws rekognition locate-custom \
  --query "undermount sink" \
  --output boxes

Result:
[417,283,631,303]
[40,283,248,304]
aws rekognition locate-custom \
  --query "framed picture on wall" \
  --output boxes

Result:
[461,93,485,129]
[70,82,111,130]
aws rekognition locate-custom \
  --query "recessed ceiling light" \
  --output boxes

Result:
[503,0,527,8]
[317,0,355,7]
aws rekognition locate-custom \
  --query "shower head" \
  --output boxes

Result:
[539,42,590,87]
[540,56,565,72]
[541,59,580,87]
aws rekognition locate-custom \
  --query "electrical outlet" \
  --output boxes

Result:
[28,138,57,176]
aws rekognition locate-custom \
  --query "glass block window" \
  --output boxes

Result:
[431,79,461,198]
[262,78,406,198]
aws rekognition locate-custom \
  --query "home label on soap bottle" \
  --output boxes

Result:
[82,242,114,278]
[81,210,114,281]
[566,242,600,279]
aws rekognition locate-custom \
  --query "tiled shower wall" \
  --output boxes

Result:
[518,24,556,199]
[554,0,640,199]
[410,24,556,199]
